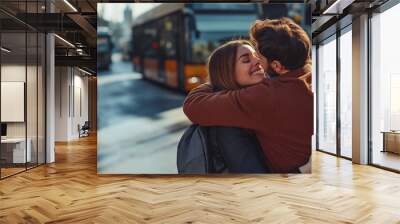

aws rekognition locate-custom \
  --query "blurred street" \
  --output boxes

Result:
[97,53,190,174]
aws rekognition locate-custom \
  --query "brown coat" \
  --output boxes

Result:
[183,64,313,173]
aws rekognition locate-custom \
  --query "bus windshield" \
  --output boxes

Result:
[188,14,258,64]
[98,36,111,53]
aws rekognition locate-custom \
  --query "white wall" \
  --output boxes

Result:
[1,65,35,138]
[1,63,46,164]
[74,69,89,139]
[1,64,26,81]
[55,66,69,141]
[1,65,26,133]
[1,65,26,143]
[55,67,89,141]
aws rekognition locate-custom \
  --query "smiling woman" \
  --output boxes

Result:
[177,39,269,174]
[207,39,265,91]
[234,44,265,87]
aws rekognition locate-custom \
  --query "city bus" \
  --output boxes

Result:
[97,27,112,71]
[132,3,260,92]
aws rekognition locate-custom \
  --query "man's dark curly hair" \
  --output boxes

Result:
[250,17,311,70]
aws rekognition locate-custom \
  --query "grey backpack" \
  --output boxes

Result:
[177,124,226,174]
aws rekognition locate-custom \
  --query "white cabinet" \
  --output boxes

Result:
[1,138,32,163]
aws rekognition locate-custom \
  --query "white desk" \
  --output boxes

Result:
[1,138,31,163]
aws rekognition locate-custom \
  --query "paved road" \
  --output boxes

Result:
[97,54,190,174]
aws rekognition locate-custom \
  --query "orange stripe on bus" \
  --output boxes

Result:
[144,58,158,69]
[143,58,159,81]
[184,64,207,91]
[133,56,140,65]
[165,60,178,88]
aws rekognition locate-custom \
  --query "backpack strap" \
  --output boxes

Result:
[208,127,227,173]
[208,127,218,149]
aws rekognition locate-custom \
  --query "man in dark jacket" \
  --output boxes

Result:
[183,18,312,173]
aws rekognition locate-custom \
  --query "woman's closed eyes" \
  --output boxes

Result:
[238,53,261,64]
[238,53,250,63]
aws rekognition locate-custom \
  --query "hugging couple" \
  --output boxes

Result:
[182,18,313,174]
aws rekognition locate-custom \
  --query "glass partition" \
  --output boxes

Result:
[312,45,316,151]
[371,3,400,171]
[27,30,38,169]
[1,31,28,177]
[339,27,352,158]
[0,1,46,179]
[38,32,45,165]
[317,35,337,154]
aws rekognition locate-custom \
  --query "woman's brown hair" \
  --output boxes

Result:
[207,39,254,91]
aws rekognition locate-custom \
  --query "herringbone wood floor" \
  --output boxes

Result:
[0,134,399,223]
